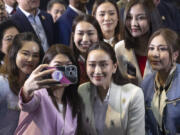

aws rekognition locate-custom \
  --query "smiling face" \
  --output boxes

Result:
[126,3,149,38]
[16,41,40,75]
[148,35,175,72]
[74,21,98,54]
[86,49,117,89]
[95,2,118,37]
[1,27,19,54]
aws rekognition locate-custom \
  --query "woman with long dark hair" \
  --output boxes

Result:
[0,32,44,134]
[15,44,90,135]
[79,41,145,135]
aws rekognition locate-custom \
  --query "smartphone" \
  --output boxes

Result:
[127,62,136,77]
[45,65,78,84]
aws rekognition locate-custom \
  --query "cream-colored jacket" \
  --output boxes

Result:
[78,82,145,135]
[115,40,153,84]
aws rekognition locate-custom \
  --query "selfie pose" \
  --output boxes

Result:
[78,41,145,135]
[141,28,180,135]
[0,32,44,135]
[14,45,89,135]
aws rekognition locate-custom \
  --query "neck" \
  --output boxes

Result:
[53,87,64,104]
[103,30,114,40]
[97,84,109,101]
[157,69,171,86]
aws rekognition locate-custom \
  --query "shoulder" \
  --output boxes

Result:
[111,82,143,100]
[0,75,9,87]
[141,73,155,88]
[78,82,91,94]
[114,40,125,51]
[122,83,143,97]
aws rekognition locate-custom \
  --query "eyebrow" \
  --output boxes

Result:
[21,50,39,54]
[87,60,108,63]
[149,44,167,46]
[77,30,96,32]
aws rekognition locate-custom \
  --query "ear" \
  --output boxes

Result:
[172,51,179,63]
[112,63,118,74]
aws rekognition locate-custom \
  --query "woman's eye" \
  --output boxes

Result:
[159,47,168,51]
[89,64,95,67]
[100,63,107,67]
[99,13,105,17]
[109,12,115,16]
[148,46,154,51]
[77,32,84,36]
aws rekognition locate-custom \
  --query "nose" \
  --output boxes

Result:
[82,33,89,42]
[94,65,102,74]
[131,17,138,26]
[27,55,33,62]
[104,13,110,21]
[152,48,160,57]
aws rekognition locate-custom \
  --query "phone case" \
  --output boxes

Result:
[49,65,78,84]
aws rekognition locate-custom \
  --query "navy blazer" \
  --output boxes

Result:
[55,6,78,46]
[10,8,54,47]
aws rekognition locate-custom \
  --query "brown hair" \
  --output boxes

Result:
[0,32,44,95]
[148,28,180,63]
[123,0,161,49]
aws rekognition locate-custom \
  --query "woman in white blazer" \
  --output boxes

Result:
[114,0,161,84]
[78,41,145,135]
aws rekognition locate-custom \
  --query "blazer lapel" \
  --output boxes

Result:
[16,8,36,34]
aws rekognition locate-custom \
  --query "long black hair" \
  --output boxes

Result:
[42,44,87,134]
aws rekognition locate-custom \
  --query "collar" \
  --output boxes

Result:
[78,55,85,63]
[155,64,176,92]
[104,37,114,45]
[5,4,13,14]
[94,83,111,103]
[18,6,40,18]
[69,5,87,15]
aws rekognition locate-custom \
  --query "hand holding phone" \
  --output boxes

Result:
[46,65,78,85]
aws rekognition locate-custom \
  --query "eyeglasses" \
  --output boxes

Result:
[3,35,15,42]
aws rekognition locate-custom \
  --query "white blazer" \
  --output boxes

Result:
[78,82,145,135]
[115,40,153,84]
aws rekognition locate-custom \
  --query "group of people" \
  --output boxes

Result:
[0,0,180,135]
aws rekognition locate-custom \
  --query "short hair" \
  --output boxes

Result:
[0,19,19,49]
[123,0,162,49]
[47,0,66,11]
[92,0,122,46]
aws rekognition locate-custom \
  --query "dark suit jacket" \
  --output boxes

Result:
[10,8,54,47]
[157,1,180,35]
[54,6,78,46]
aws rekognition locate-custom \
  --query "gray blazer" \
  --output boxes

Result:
[78,81,145,135]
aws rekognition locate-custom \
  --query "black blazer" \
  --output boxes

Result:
[10,8,54,47]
